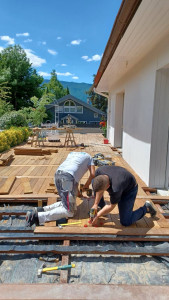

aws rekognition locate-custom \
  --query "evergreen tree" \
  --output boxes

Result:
[42,70,68,100]
[86,75,108,113]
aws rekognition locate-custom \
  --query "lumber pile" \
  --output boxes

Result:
[14,147,58,155]
[0,151,14,166]
[14,148,51,156]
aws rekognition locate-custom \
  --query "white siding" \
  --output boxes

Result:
[149,69,169,188]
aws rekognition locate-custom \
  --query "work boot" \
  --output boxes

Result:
[145,201,157,217]
[26,211,39,227]
[34,207,44,213]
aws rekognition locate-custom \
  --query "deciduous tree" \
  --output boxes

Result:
[0,45,43,109]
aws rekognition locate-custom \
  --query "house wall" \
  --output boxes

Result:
[107,35,169,186]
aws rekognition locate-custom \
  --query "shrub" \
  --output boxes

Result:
[0,111,27,129]
[0,127,31,153]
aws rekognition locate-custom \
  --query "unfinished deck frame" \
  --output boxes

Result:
[0,132,169,258]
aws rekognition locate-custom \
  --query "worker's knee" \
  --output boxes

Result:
[120,219,132,227]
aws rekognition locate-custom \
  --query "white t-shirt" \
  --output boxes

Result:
[57,152,94,183]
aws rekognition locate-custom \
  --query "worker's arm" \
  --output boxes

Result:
[91,203,116,225]
[91,190,104,210]
[83,165,95,190]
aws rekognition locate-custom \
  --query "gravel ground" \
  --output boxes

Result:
[0,204,169,285]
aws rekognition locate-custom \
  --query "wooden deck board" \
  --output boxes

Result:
[1,133,169,238]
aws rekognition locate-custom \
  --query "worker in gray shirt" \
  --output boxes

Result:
[26,152,95,226]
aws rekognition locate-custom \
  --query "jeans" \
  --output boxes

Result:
[118,184,147,226]
[38,171,78,224]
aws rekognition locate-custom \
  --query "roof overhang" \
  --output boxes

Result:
[94,0,142,91]
[94,0,169,93]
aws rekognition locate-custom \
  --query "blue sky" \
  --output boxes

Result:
[0,0,122,84]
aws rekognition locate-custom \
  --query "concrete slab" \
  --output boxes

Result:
[0,283,169,300]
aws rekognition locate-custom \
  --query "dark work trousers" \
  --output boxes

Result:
[118,184,147,226]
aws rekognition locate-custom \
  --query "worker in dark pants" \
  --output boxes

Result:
[91,165,157,226]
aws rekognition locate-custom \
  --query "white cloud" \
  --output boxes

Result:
[24,49,46,67]
[0,35,14,45]
[0,46,4,52]
[48,49,57,55]
[42,41,46,45]
[38,71,51,77]
[82,55,89,60]
[82,54,102,62]
[61,64,67,67]
[72,76,79,80]
[71,39,82,45]
[56,71,73,76]
[57,37,61,40]
[24,39,32,43]
[16,32,29,37]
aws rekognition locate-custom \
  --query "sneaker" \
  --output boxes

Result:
[26,211,39,227]
[34,207,44,213]
[145,201,157,217]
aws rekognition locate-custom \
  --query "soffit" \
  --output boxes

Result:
[96,0,169,93]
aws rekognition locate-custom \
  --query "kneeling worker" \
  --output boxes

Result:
[91,165,157,226]
[26,152,95,226]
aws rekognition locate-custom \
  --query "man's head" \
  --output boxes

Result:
[93,175,110,192]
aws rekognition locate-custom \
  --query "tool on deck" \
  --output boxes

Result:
[38,263,75,278]
[58,221,82,229]
[93,153,115,166]
[89,208,97,221]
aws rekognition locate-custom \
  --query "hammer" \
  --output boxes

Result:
[37,263,75,278]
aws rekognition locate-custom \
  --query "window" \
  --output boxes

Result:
[55,106,63,112]
[70,107,76,113]
[77,106,83,113]
[94,113,98,118]
[63,100,83,113]
[64,100,76,113]
[64,107,69,113]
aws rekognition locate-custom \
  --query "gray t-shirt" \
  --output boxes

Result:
[57,152,94,183]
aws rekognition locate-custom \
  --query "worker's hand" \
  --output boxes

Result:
[91,204,98,211]
[91,215,99,226]
[82,184,89,191]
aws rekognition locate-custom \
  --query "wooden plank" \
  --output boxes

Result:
[21,177,32,194]
[34,226,169,236]
[137,195,169,200]
[60,240,70,284]
[0,176,16,194]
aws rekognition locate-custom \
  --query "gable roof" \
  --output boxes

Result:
[46,94,106,115]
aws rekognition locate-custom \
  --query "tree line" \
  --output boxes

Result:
[0,45,107,127]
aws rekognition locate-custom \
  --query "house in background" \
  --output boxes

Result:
[46,94,106,127]
[94,0,169,189]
